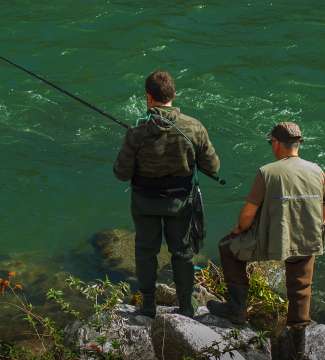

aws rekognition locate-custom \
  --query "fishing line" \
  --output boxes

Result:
[0,56,226,185]
[151,113,226,185]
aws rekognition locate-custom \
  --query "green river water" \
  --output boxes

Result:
[0,1,325,335]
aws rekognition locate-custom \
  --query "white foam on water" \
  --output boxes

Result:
[23,127,55,142]
[195,5,207,9]
[288,80,325,89]
[176,68,189,80]
[26,90,58,105]
[74,126,98,142]
[0,104,10,126]
[122,95,146,123]
[150,45,167,52]
[1,100,57,142]
[95,10,109,19]
[61,48,78,56]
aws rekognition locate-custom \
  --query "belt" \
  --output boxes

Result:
[132,175,193,198]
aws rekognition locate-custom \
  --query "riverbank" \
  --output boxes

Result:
[1,228,325,359]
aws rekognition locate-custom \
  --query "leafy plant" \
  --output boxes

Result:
[246,263,288,334]
[195,261,227,300]
[0,274,130,360]
[195,260,288,335]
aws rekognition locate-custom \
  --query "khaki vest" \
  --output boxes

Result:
[229,157,324,261]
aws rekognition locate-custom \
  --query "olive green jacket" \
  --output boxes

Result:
[229,157,324,261]
[113,106,220,180]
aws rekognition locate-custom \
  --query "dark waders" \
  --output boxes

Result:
[131,190,194,318]
[210,241,315,359]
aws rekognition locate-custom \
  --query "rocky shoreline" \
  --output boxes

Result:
[65,300,325,360]
[1,228,325,359]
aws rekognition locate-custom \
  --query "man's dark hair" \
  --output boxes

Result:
[145,70,176,103]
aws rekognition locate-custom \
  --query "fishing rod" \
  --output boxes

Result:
[0,56,129,129]
[201,171,226,185]
[0,56,226,185]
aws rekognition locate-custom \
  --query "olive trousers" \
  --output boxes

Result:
[219,243,315,326]
[131,191,194,298]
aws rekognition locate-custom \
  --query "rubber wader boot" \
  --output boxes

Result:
[172,258,195,318]
[179,294,196,318]
[140,293,156,318]
[207,284,248,325]
[277,326,310,360]
[287,326,309,360]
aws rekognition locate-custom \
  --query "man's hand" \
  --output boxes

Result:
[231,224,241,235]
[231,202,259,235]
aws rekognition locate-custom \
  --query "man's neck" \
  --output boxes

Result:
[148,101,172,109]
[277,151,299,160]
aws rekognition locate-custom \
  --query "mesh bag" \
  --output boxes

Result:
[189,181,206,254]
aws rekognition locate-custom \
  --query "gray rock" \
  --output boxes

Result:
[66,304,157,360]
[156,283,178,305]
[197,313,271,359]
[195,305,210,317]
[67,301,325,360]
[151,313,246,360]
[305,323,325,359]
[120,325,157,360]
[272,322,325,360]
[193,284,218,306]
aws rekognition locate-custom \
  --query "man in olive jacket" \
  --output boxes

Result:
[207,122,324,359]
[114,71,220,318]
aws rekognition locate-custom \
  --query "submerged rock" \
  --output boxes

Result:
[91,229,171,278]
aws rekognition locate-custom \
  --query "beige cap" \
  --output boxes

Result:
[269,122,303,143]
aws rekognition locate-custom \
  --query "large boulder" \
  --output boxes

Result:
[151,312,246,360]
[196,307,271,360]
[65,304,158,360]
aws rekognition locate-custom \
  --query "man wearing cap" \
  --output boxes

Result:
[207,122,324,359]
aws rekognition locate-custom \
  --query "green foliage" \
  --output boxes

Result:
[247,263,288,333]
[195,261,227,300]
[248,269,287,312]
[195,261,288,334]
[47,275,130,332]
[0,275,130,360]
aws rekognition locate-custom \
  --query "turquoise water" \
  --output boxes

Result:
[1,2,324,289]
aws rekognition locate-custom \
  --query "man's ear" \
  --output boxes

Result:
[146,93,153,108]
